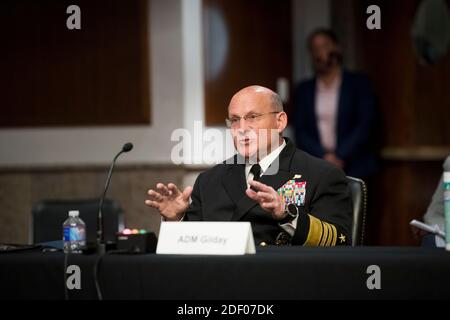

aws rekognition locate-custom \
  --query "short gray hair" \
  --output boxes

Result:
[271,92,284,112]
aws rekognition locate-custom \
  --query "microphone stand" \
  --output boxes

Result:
[96,143,133,254]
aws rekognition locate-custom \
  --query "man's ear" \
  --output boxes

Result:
[277,112,288,133]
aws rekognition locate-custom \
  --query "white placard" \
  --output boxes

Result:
[156,222,256,255]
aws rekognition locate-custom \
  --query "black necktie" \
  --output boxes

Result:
[250,164,261,182]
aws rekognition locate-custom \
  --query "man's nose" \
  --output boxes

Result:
[237,118,251,132]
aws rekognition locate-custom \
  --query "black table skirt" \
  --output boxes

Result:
[1,247,449,300]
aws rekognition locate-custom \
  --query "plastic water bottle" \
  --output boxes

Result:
[444,172,450,251]
[63,210,86,253]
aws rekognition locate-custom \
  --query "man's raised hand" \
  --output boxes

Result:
[145,183,193,221]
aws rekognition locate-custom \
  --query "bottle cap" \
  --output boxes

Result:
[69,210,79,217]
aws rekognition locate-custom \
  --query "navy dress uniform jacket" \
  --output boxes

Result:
[184,138,353,246]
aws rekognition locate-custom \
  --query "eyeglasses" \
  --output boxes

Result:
[225,112,280,128]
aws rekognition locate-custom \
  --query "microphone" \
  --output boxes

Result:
[96,142,133,253]
[122,142,133,152]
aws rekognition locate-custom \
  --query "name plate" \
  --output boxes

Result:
[156,222,256,255]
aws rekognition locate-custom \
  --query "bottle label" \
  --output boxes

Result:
[63,226,86,241]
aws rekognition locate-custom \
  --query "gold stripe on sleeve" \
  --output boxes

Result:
[304,214,324,246]
[330,224,337,246]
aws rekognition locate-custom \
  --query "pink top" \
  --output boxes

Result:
[315,73,342,153]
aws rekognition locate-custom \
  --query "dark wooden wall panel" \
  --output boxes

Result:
[203,0,292,126]
[347,0,450,245]
[0,0,150,127]
[353,0,450,147]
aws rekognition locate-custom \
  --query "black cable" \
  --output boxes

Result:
[93,254,104,300]
[93,249,132,300]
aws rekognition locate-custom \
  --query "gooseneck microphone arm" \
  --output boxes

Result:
[97,142,133,253]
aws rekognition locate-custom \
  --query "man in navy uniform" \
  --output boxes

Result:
[146,85,352,246]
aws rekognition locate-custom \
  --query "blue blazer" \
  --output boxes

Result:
[293,71,379,178]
